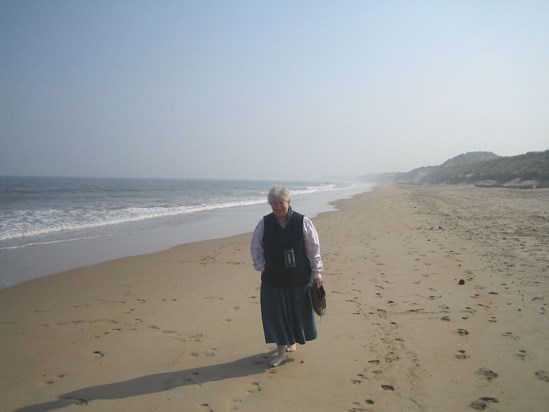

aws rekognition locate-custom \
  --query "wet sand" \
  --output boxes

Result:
[1,185,548,411]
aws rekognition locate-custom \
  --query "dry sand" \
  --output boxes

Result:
[1,185,548,412]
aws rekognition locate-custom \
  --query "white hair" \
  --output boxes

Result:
[267,185,291,204]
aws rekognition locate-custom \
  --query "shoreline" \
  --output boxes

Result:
[1,185,548,411]
[0,183,373,289]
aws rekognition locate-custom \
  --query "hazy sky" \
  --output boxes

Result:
[1,1,548,180]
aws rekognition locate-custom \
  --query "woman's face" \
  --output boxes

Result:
[270,197,290,219]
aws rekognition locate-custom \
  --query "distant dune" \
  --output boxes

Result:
[362,150,549,188]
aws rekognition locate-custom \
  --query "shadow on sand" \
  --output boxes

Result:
[14,352,276,411]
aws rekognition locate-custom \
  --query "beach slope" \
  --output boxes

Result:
[1,185,548,411]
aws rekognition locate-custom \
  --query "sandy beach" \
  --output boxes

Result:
[1,185,548,412]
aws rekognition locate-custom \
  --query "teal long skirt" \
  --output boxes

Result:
[260,282,317,345]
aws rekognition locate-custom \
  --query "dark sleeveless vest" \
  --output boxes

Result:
[261,209,312,287]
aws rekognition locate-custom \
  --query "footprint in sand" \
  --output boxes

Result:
[41,374,65,386]
[187,333,203,343]
[516,349,526,360]
[247,382,262,393]
[455,350,469,359]
[502,331,519,340]
[194,349,217,358]
[470,397,499,410]
[535,370,549,382]
[351,374,364,385]
[63,396,88,406]
[350,399,375,411]
[384,352,399,363]
[200,403,214,412]
[477,368,498,381]
[457,328,469,336]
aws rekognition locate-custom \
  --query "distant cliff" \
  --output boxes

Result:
[362,150,549,188]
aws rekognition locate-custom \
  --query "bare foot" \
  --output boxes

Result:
[270,345,287,367]
[286,344,297,352]
[269,354,286,367]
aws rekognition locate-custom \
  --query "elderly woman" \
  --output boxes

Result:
[250,185,323,367]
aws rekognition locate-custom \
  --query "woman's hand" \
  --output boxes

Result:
[313,278,323,288]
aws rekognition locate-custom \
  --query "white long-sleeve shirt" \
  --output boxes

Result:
[250,214,323,281]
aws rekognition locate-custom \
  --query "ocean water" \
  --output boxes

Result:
[0,176,372,288]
